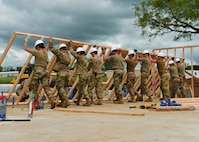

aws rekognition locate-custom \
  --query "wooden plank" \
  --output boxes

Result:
[53,108,145,116]
[171,98,199,103]
[149,106,195,111]
[15,31,112,48]
[0,33,16,65]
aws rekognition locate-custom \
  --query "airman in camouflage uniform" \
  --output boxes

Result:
[87,47,103,105]
[49,37,71,107]
[103,47,124,104]
[16,78,29,102]
[68,41,90,106]
[150,52,170,100]
[24,39,56,109]
[124,50,138,103]
[175,58,185,97]
[168,60,182,98]
[137,50,152,102]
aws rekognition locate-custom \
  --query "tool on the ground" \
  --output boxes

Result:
[129,103,157,109]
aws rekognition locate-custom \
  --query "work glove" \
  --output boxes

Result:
[101,47,106,54]
[24,34,31,42]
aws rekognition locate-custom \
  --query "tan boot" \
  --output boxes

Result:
[90,97,94,104]
[74,97,81,105]
[160,96,167,101]
[57,99,70,108]
[83,98,91,106]
[57,100,64,107]
[95,99,103,105]
[62,98,70,108]
[113,98,124,104]
[145,96,153,102]
[136,96,143,101]
[128,96,136,103]
[50,98,56,109]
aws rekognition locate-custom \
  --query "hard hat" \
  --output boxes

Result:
[59,44,67,50]
[76,47,84,53]
[34,40,44,47]
[90,48,98,53]
[143,50,149,54]
[111,47,117,52]
[128,50,135,56]
[168,60,174,65]
[158,52,164,57]
[176,58,180,62]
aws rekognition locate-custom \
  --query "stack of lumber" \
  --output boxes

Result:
[149,98,199,111]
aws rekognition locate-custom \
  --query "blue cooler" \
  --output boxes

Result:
[0,96,6,119]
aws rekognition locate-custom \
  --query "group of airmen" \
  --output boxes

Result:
[21,36,185,110]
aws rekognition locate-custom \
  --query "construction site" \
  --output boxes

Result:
[0,31,199,142]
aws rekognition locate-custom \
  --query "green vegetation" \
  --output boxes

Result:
[185,65,199,70]
[133,0,199,41]
[0,76,15,84]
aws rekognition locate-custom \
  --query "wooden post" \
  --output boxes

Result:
[190,47,194,97]
[0,33,16,65]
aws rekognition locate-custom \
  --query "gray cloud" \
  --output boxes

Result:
[0,0,199,67]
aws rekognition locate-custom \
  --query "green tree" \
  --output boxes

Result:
[102,61,112,71]
[0,66,3,72]
[133,0,199,41]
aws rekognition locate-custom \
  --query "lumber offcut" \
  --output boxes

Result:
[149,106,195,111]
[171,98,199,103]
[171,98,199,109]
[53,108,144,116]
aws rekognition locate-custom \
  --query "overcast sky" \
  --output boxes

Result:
[0,0,199,68]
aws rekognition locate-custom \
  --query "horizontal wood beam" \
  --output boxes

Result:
[53,108,145,116]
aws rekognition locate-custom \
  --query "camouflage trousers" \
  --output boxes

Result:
[56,70,69,100]
[140,71,149,96]
[179,76,185,97]
[77,74,89,100]
[170,78,182,98]
[126,72,137,98]
[29,70,53,99]
[16,79,30,98]
[87,73,103,99]
[160,73,170,98]
[113,70,124,99]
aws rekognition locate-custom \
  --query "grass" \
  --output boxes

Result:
[0,76,15,84]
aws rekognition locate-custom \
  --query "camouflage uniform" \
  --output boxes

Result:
[124,58,138,101]
[156,60,170,99]
[177,64,185,97]
[140,58,151,97]
[49,42,71,106]
[87,56,103,102]
[108,54,124,101]
[69,48,89,102]
[28,48,54,105]
[168,65,182,98]
[16,79,29,102]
